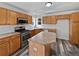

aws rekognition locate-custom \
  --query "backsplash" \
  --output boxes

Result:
[0,25,15,34]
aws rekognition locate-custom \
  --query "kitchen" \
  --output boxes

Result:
[0,2,79,56]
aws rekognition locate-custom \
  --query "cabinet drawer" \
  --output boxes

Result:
[48,29,56,33]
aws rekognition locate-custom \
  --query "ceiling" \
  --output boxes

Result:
[5,2,79,17]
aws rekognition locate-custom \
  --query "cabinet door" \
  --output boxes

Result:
[35,29,43,35]
[43,16,50,24]
[46,16,50,24]
[50,16,56,24]
[48,29,56,33]
[28,15,32,24]
[7,10,17,25]
[70,23,79,44]
[71,12,79,22]
[43,16,47,24]
[0,41,9,56]
[0,8,7,24]
[10,34,20,54]
[56,15,70,20]
[30,30,35,37]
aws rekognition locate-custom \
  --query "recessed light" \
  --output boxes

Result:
[45,2,52,7]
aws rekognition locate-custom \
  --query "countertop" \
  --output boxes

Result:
[25,25,56,30]
[28,31,56,45]
[0,32,20,39]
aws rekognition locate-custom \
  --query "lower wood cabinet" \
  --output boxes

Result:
[34,29,43,35]
[0,41,10,56]
[0,33,20,56]
[48,29,56,33]
[69,23,79,45]
[30,29,43,37]
[10,34,20,54]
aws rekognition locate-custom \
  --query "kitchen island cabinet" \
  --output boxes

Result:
[28,31,56,56]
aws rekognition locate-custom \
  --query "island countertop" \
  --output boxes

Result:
[28,31,56,45]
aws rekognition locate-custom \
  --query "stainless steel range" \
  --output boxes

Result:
[15,26,30,48]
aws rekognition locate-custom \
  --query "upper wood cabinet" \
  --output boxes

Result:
[7,10,17,25]
[0,7,32,25]
[43,16,47,24]
[17,12,27,18]
[0,8,7,25]
[56,14,70,20]
[43,16,56,24]
[50,16,56,24]
[28,15,32,24]
[71,12,79,22]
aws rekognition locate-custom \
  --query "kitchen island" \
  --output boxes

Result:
[28,31,56,56]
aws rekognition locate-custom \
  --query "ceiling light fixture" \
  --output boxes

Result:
[45,2,52,7]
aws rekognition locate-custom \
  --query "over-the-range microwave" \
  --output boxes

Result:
[17,17,28,24]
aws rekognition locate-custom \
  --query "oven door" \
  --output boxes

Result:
[21,33,30,48]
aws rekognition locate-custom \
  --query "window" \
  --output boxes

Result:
[38,18,41,25]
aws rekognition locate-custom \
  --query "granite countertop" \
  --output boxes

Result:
[28,31,56,45]
[0,32,20,39]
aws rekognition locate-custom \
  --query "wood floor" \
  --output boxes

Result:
[56,39,79,56]
[12,39,79,56]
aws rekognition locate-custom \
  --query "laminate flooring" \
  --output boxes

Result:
[12,39,79,56]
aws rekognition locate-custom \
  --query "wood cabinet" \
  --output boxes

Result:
[48,29,56,33]
[30,29,43,37]
[69,23,79,45]
[34,29,43,35]
[28,15,32,24]
[17,12,27,18]
[0,33,20,56]
[29,40,51,56]
[43,16,56,24]
[69,12,79,45]
[56,14,70,20]
[71,12,79,22]
[7,10,17,25]
[50,16,56,24]
[0,7,32,25]
[0,37,10,56]
[0,7,7,25]
[30,30,35,37]
[43,16,47,24]
[10,34,20,54]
